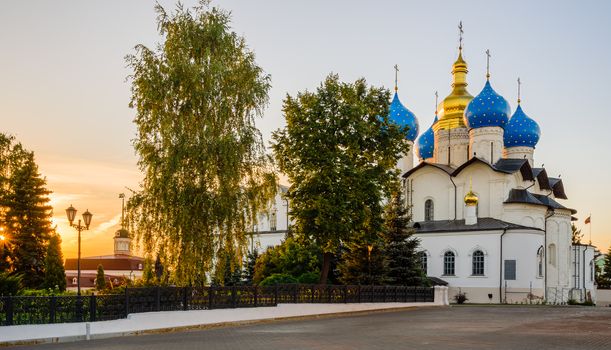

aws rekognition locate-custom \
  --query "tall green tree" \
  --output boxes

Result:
[242,249,259,285]
[600,246,611,285]
[3,150,54,288]
[126,1,276,284]
[382,191,424,286]
[272,74,410,284]
[95,264,106,291]
[42,233,66,291]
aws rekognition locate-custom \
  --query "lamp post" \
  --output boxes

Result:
[367,244,373,285]
[66,205,93,296]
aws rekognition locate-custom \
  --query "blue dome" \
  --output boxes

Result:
[389,92,419,141]
[503,105,541,148]
[464,81,511,129]
[416,116,437,160]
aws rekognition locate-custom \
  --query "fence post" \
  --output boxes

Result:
[124,287,129,318]
[76,295,83,322]
[357,285,361,303]
[343,285,347,303]
[89,294,96,322]
[208,286,214,310]
[49,296,56,323]
[311,284,315,303]
[182,287,189,311]
[254,285,258,307]
[292,285,298,303]
[274,284,279,305]
[231,286,237,308]
[382,286,386,303]
[6,297,13,326]
[155,286,161,312]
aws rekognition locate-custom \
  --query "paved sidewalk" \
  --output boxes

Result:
[0,302,437,346]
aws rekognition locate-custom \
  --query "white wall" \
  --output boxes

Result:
[417,229,544,303]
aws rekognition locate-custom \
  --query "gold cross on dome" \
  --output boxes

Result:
[394,64,399,91]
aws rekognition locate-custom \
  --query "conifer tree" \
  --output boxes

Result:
[95,264,106,290]
[4,150,53,288]
[42,233,66,292]
[600,246,611,282]
[337,239,386,285]
[382,191,425,286]
[242,249,259,285]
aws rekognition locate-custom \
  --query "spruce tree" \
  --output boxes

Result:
[601,245,611,282]
[42,233,66,292]
[337,239,386,285]
[382,191,425,286]
[4,151,53,288]
[242,249,259,285]
[95,264,106,290]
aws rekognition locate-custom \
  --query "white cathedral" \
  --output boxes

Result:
[394,45,596,304]
[254,44,597,304]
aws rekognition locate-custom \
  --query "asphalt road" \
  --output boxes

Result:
[11,306,611,350]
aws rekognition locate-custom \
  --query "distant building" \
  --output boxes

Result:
[250,185,292,252]
[64,194,144,291]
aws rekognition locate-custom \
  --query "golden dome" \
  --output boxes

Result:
[464,190,478,206]
[434,49,474,132]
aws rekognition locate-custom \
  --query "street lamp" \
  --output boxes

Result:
[66,204,93,296]
[367,244,373,285]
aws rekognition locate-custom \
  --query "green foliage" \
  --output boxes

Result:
[0,272,22,296]
[242,249,259,285]
[598,246,611,289]
[41,234,66,292]
[259,273,298,286]
[125,1,276,285]
[95,264,106,290]
[297,271,321,284]
[0,133,54,288]
[272,74,410,283]
[141,257,156,286]
[337,239,386,285]
[253,237,321,284]
[215,250,242,286]
[382,191,426,286]
[571,224,583,244]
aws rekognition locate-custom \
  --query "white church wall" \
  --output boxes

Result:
[570,244,597,303]
[547,210,572,290]
[410,167,453,222]
[502,203,547,229]
[453,162,507,220]
[417,229,544,303]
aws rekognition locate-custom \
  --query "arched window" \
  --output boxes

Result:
[443,251,455,276]
[270,211,277,231]
[548,243,556,267]
[472,250,484,276]
[72,277,77,285]
[419,251,428,275]
[425,199,434,221]
[537,246,544,277]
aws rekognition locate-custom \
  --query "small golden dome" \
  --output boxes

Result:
[464,190,478,206]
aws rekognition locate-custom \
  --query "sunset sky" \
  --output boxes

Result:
[1,0,610,258]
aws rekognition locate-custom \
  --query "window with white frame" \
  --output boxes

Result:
[419,251,428,275]
[425,199,434,221]
[472,250,485,276]
[537,246,544,277]
[443,251,455,276]
[270,210,277,231]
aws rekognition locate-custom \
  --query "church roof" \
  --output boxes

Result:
[532,168,552,190]
[548,177,568,199]
[402,161,455,178]
[413,217,540,233]
[504,189,575,213]
[493,158,534,181]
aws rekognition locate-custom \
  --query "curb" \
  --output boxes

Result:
[0,304,442,347]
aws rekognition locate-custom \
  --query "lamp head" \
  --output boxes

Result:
[82,209,93,229]
[66,205,77,225]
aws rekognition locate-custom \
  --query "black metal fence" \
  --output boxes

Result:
[0,284,433,326]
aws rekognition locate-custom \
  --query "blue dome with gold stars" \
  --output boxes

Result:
[416,116,436,160]
[389,92,419,141]
[464,81,511,129]
[503,105,541,148]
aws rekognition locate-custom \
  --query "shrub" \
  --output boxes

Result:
[0,272,22,296]
[259,273,298,286]
[253,237,322,284]
[453,291,468,304]
[297,271,320,284]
